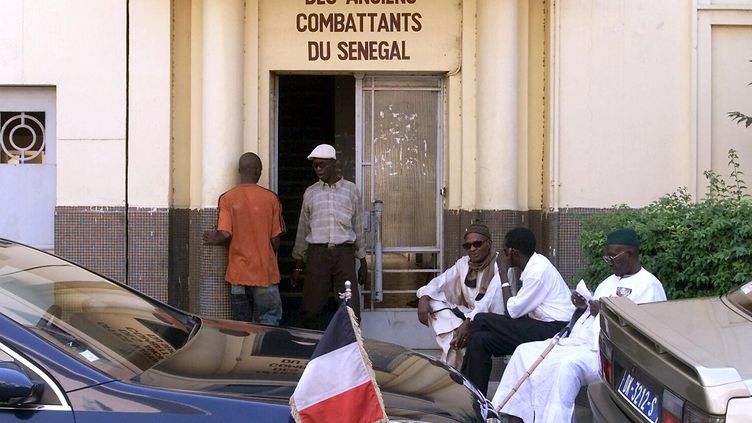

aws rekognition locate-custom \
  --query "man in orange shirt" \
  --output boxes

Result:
[204,152,285,325]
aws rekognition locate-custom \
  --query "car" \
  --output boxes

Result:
[0,239,500,422]
[588,282,752,423]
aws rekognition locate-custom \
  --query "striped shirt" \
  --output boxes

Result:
[292,178,366,260]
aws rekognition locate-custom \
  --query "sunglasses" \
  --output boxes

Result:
[462,240,486,250]
[602,250,627,265]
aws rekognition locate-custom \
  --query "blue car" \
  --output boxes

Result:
[0,239,500,422]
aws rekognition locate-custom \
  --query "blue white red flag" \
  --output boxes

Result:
[289,301,386,423]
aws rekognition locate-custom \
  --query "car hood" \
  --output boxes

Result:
[134,317,493,421]
[609,296,752,387]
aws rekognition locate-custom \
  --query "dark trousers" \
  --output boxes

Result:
[301,244,360,330]
[461,312,568,395]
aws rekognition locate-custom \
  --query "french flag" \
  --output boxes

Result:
[289,301,386,423]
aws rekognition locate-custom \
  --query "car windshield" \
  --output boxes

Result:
[727,281,752,318]
[0,241,197,378]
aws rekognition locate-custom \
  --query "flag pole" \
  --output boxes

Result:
[339,280,352,305]
[290,279,387,423]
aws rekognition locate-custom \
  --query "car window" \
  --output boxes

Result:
[727,281,752,318]
[0,244,197,378]
[0,342,69,408]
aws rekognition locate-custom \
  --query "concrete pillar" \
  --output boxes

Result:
[243,0,260,168]
[476,0,521,210]
[201,0,244,206]
[200,0,245,317]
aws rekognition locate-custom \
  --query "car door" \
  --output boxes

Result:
[0,341,74,423]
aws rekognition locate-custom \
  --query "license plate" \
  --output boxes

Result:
[618,371,659,423]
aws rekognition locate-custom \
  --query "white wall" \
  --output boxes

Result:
[128,0,172,208]
[1,0,175,209]
[5,0,749,213]
[555,0,692,208]
[0,0,127,207]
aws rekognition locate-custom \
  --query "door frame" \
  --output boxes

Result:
[270,73,446,347]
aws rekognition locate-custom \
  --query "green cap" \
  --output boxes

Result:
[606,228,640,247]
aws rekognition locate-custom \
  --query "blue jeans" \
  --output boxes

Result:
[230,284,282,326]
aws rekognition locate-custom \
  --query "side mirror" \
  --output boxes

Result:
[0,362,43,406]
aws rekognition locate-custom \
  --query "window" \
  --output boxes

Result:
[0,112,46,164]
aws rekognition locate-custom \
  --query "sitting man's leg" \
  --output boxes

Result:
[534,346,599,423]
[462,313,522,394]
[426,299,465,368]
[462,313,567,395]
[492,340,551,423]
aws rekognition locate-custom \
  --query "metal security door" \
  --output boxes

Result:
[0,88,56,252]
[357,76,443,348]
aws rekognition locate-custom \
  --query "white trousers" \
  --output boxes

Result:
[427,299,466,369]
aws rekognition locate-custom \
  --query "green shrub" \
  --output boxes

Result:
[576,150,752,299]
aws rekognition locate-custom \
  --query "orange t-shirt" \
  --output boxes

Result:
[216,184,285,286]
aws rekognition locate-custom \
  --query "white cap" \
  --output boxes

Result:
[307,144,336,160]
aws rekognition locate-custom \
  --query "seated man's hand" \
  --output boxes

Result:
[450,319,472,350]
[497,250,512,272]
[417,296,434,326]
[571,292,588,310]
[588,299,601,316]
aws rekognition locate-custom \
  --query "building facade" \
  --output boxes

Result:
[2,0,751,346]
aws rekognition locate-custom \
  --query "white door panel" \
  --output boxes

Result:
[0,164,55,250]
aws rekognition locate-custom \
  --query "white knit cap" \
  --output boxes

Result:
[307,144,336,160]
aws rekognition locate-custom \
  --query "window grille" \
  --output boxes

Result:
[1,112,46,164]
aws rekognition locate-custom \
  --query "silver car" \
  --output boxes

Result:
[588,282,752,422]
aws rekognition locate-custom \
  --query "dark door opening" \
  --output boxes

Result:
[276,75,355,326]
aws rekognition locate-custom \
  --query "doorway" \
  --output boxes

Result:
[274,75,444,347]
[275,75,356,326]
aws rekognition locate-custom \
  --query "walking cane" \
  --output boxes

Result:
[494,308,586,413]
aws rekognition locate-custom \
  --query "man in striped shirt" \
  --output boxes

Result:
[292,144,368,329]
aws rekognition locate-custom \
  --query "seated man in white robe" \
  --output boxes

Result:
[416,223,505,369]
[492,228,667,423]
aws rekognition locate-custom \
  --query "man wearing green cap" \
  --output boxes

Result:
[492,228,666,423]
[416,223,505,369]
